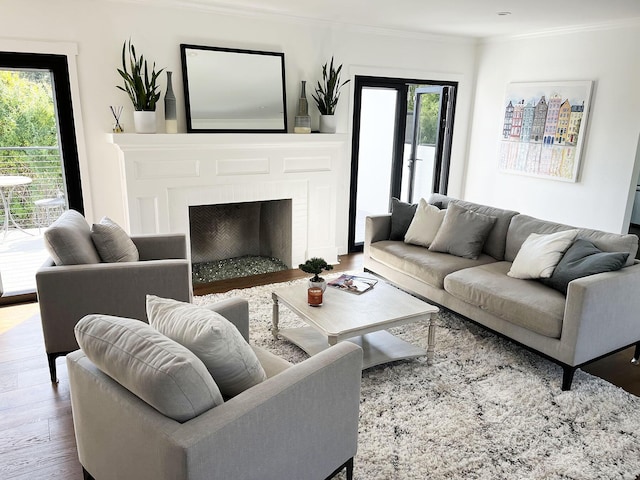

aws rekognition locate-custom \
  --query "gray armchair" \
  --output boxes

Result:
[36,233,191,382]
[67,298,363,480]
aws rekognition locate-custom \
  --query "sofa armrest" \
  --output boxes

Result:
[131,234,187,260]
[201,298,250,342]
[562,262,640,365]
[36,259,192,354]
[68,342,363,480]
[364,214,392,259]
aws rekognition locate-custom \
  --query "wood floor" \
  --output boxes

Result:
[1,253,639,478]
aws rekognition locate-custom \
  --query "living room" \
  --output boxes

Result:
[2,0,640,478]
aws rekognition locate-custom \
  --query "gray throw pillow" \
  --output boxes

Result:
[428,203,497,259]
[75,314,223,423]
[91,216,139,262]
[389,197,417,240]
[541,238,629,294]
[43,209,101,265]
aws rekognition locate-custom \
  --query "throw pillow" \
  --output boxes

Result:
[404,198,446,247]
[146,295,267,398]
[91,217,139,262]
[541,238,629,294]
[74,314,223,423]
[507,229,579,279]
[389,197,417,240]
[43,209,102,265]
[428,203,497,259]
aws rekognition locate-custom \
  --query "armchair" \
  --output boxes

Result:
[36,232,191,382]
[67,298,363,480]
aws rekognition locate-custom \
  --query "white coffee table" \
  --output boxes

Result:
[271,278,439,369]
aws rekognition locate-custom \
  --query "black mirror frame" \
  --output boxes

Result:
[180,44,288,134]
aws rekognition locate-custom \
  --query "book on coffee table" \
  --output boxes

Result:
[327,274,378,294]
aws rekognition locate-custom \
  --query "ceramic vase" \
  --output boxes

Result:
[133,111,157,134]
[164,71,177,134]
[319,114,337,133]
[294,80,311,134]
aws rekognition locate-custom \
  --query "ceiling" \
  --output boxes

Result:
[155,0,640,39]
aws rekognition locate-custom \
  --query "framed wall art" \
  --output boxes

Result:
[498,80,593,182]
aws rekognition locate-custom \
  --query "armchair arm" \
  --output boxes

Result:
[36,259,191,354]
[364,214,392,258]
[562,262,640,365]
[68,342,363,480]
[201,298,250,342]
[131,234,187,261]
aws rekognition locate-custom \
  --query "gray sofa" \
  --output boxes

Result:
[364,193,640,390]
[67,298,363,480]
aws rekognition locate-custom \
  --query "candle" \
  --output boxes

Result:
[308,287,323,306]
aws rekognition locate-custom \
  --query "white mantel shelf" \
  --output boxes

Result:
[107,132,349,265]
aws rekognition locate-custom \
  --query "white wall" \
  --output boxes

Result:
[1,0,477,253]
[465,25,640,233]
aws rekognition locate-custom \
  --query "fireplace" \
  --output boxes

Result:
[189,199,292,283]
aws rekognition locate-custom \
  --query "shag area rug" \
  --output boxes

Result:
[195,276,640,480]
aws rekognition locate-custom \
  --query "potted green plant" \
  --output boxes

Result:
[299,257,334,291]
[312,57,350,133]
[117,39,164,133]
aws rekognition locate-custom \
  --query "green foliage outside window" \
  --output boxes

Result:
[407,85,440,146]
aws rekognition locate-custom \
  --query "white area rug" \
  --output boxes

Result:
[195,277,640,480]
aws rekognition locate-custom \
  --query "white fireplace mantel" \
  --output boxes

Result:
[108,133,348,265]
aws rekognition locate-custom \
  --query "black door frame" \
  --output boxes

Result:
[0,51,84,213]
[348,75,457,253]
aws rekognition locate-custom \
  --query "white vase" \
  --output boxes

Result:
[319,114,337,133]
[308,278,327,292]
[133,110,157,134]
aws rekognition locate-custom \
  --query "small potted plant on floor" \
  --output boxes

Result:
[299,257,334,291]
[117,39,164,133]
[312,57,350,133]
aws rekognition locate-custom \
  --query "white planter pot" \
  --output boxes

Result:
[308,278,327,291]
[133,111,157,134]
[319,115,337,134]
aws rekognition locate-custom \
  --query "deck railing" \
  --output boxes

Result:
[0,146,66,229]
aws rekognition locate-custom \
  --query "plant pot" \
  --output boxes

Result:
[134,111,157,134]
[319,114,336,133]
[308,278,327,292]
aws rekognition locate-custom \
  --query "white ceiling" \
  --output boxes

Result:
[155,0,640,38]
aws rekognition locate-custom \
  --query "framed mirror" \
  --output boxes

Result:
[180,44,287,133]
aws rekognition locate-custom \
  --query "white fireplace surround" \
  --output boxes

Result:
[108,133,348,266]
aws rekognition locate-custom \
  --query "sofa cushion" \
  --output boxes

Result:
[74,314,223,423]
[370,240,496,289]
[444,262,566,338]
[404,198,446,247]
[389,197,417,240]
[507,229,578,279]
[429,203,497,259]
[541,239,629,294]
[505,214,638,267]
[91,216,139,263]
[43,209,101,265]
[147,295,267,398]
[429,193,519,261]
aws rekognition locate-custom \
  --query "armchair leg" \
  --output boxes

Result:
[325,457,354,480]
[632,342,640,365]
[562,365,576,391]
[82,467,95,480]
[48,353,58,383]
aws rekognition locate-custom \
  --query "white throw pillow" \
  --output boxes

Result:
[508,229,579,279]
[91,216,139,262]
[146,295,267,398]
[404,198,446,248]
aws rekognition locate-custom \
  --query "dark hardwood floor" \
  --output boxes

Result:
[1,252,638,478]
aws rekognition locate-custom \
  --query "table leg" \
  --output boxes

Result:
[0,188,9,241]
[271,293,280,339]
[426,314,436,365]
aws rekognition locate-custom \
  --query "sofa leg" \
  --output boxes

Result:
[82,467,95,480]
[562,366,576,391]
[632,343,640,365]
[48,353,58,383]
[325,458,354,480]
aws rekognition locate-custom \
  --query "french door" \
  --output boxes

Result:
[348,76,457,251]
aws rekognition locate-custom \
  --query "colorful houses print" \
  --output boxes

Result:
[498,81,591,182]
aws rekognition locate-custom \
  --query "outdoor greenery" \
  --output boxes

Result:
[0,70,63,224]
[299,257,333,282]
[407,85,440,145]
[117,39,163,111]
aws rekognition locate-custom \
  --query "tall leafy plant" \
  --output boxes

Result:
[117,39,163,111]
[312,57,350,115]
